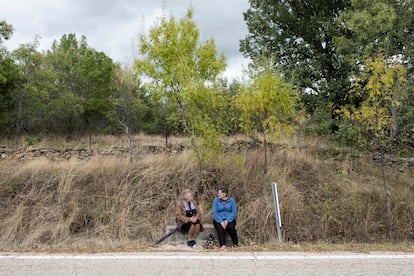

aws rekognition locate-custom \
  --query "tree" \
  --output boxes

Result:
[0,21,20,136]
[134,8,227,190]
[334,0,414,153]
[45,34,113,137]
[236,57,300,202]
[44,34,85,134]
[240,0,414,137]
[12,37,53,135]
[339,54,407,240]
[335,0,413,78]
[78,47,114,138]
[111,64,153,162]
[0,21,13,44]
[240,0,352,115]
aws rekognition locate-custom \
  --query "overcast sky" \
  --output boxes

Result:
[2,0,250,80]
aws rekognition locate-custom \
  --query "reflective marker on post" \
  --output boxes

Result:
[271,182,282,242]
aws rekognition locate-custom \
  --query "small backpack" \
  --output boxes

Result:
[203,233,216,249]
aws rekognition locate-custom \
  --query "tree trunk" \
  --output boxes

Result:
[88,133,92,153]
[128,133,133,164]
[263,132,269,204]
[164,119,169,148]
[190,137,201,195]
[390,106,399,138]
[380,153,393,241]
[193,162,202,197]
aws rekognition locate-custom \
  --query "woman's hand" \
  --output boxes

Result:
[189,217,197,223]
[221,220,228,229]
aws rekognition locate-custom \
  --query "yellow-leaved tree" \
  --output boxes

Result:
[236,57,301,202]
[340,53,407,240]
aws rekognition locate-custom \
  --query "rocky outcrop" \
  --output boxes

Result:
[0,143,187,161]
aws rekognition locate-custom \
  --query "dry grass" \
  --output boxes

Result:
[0,134,413,251]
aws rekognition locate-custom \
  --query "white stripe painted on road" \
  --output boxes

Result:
[1,253,414,261]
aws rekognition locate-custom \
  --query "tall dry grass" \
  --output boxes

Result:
[0,135,413,249]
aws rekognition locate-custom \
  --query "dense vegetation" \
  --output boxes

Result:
[1,1,413,246]
[1,1,413,156]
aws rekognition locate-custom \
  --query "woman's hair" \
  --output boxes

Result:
[217,187,228,195]
[181,189,192,199]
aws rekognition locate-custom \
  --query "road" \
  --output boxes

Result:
[1,252,414,275]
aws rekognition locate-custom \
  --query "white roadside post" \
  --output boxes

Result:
[271,182,282,242]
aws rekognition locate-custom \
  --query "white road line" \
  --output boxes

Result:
[1,253,414,261]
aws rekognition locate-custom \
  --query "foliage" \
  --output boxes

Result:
[241,0,414,156]
[0,21,19,135]
[236,57,300,140]
[235,57,301,200]
[240,0,352,112]
[111,64,158,134]
[12,37,53,134]
[0,20,14,44]
[45,34,114,134]
[339,54,407,151]
[335,0,413,81]
[134,8,227,164]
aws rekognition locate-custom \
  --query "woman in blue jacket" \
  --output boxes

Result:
[212,187,239,249]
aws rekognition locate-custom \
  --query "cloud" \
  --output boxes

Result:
[2,0,250,80]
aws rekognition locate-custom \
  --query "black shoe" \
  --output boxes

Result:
[187,240,196,247]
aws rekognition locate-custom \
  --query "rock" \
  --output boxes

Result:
[1,153,7,158]
[163,223,232,245]
[16,153,26,159]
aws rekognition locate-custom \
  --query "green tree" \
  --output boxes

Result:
[0,21,20,136]
[12,37,53,135]
[78,47,114,137]
[111,64,155,162]
[241,0,414,139]
[44,34,85,134]
[240,0,352,115]
[45,34,113,137]
[335,0,413,77]
[236,57,300,201]
[214,78,243,135]
[134,8,227,189]
[335,0,414,153]
[0,21,13,44]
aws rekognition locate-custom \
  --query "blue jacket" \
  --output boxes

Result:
[212,196,237,223]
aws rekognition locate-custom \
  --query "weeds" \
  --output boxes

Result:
[0,135,413,250]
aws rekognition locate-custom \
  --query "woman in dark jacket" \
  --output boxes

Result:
[176,189,202,247]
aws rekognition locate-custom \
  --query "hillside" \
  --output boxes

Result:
[0,134,413,250]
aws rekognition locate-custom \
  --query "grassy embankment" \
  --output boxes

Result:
[0,134,413,252]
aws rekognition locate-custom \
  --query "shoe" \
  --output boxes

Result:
[187,241,193,247]
[219,245,226,250]
[232,244,239,248]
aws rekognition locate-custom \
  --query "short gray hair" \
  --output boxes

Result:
[181,189,192,199]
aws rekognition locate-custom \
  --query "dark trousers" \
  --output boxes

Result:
[213,220,238,246]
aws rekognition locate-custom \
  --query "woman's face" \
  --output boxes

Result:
[184,192,192,202]
[217,190,227,200]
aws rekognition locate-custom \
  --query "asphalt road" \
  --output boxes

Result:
[1,252,414,276]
